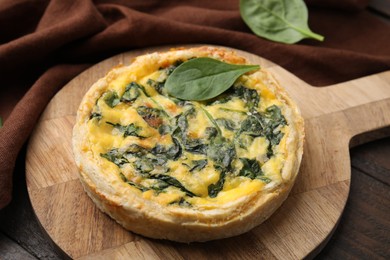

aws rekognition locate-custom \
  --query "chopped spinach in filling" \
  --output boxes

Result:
[91,60,288,204]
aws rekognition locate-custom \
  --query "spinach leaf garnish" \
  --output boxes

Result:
[0,116,2,128]
[104,91,120,108]
[106,122,144,138]
[166,57,259,101]
[240,0,324,44]
[165,60,183,75]
[208,169,226,198]
[146,61,182,95]
[150,174,197,197]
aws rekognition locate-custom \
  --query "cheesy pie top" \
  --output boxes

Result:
[73,46,304,242]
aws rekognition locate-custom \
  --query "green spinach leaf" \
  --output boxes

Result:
[216,118,237,131]
[136,106,168,128]
[189,159,208,172]
[184,138,208,155]
[89,112,102,121]
[166,57,259,101]
[147,79,165,95]
[164,60,183,75]
[101,149,129,167]
[119,173,149,192]
[238,158,271,183]
[200,105,222,135]
[124,144,149,157]
[239,158,262,179]
[121,82,141,102]
[207,137,236,170]
[262,105,287,156]
[240,0,324,44]
[104,91,120,108]
[106,122,144,138]
[150,174,197,197]
[204,127,219,139]
[173,106,209,155]
[151,137,182,160]
[134,158,154,173]
[237,114,263,137]
[169,198,192,207]
[208,169,226,198]
[234,86,260,111]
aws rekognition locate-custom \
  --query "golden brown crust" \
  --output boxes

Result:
[72,46,304,242]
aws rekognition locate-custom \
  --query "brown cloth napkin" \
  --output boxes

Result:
[0,0,389,209]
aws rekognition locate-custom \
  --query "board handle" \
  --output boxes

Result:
[317,71,390,138]
[267,66,390,139]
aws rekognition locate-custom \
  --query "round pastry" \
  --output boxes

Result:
[72,46,304,242]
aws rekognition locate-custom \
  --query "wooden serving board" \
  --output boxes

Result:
[26,45,390,259]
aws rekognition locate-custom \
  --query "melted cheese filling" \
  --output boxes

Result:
[85,61,289,208]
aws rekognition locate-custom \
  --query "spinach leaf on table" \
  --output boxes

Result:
[240,0,324,44]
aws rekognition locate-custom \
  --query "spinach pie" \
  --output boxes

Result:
[72,46,304,242]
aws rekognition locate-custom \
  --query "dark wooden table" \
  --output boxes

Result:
[1,132,390,259]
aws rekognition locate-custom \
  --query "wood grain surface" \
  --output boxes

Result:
[24,45,390,259]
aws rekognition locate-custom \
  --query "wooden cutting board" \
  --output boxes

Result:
[26,45,390,259]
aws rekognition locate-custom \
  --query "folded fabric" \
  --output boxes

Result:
[0,0,389,209]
